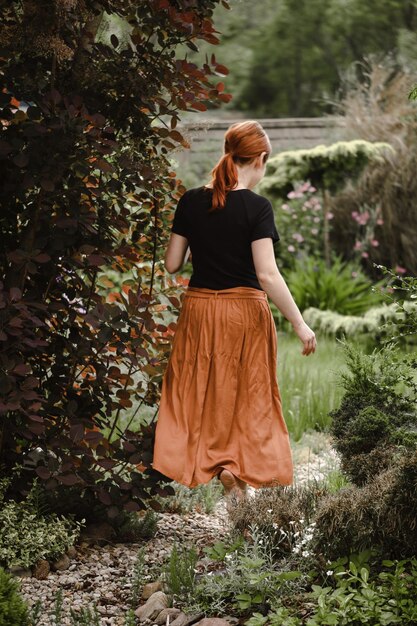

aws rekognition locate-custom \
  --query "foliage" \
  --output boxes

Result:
[332,62,417,275]
[244,552,417,626]
[0,477,84,569]
[162,542,199,602]
[260,141,393,199]
[272,182,324,271]
[227,484,324,561]
[187,526,303,616]
[281,255,386,316]
[259,140,393,266]
[329,340,417,485]
[306,554,417,625]
[0,0,231,515]
[113,509,159,542]
[302,300,417,344]
[155,479,223,514]
[0,567,29,626]
[239,0,417,117]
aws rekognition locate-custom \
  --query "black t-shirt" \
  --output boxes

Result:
[171,185,280,290]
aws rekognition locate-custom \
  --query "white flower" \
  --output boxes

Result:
[267,509,273,513]
[326,570,333,576]
[302,550,310,558]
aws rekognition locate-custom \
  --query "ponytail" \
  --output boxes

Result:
[209,152,239,212]
[205,120,271,212]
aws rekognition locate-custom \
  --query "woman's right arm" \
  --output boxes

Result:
[251,238,317,356]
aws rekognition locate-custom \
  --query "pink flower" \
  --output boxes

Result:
[370,239,379,247]
[351,271,358,278]
[376,218,384,225]
[282,203,290,211]
[292,233,304,243]
[354,241,362,250]
[313,216,320,223]
[395,265,407,274]
[287,245,296,252]
[361,251,369,258]
[311,228,319,235]
[326,212,334,220]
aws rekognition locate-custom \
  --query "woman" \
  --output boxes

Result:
[151,120,316,501]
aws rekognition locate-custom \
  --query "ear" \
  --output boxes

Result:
[258,151,267,167]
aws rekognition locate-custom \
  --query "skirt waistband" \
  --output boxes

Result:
[185,286,267,300]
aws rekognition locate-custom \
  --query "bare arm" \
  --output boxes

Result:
[251,238,317,356]
[164,233,190,273]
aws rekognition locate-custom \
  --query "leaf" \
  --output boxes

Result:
[40,178,55,192]
[57,474,80,486]
[36,466,52,480]
[110,34,119,48]
[9,287,22,301]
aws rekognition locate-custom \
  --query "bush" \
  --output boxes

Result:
[115,509,159,542]
[329,341,417,485]
[302,299,417,345]
[277,255,385,320]
[0,477,84,569]
[0,567,29,626]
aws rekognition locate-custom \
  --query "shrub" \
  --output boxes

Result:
[302,299,417,345]
[0,477,84,569]
[0,567,29,626]
[115,509,159,542]
[0,0,231,517]
[227,485,323,560]
[329,341,417,485]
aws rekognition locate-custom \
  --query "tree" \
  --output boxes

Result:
[0,0,231,517]
[239,0,417,117]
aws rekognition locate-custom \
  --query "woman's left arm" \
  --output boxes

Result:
[164,233,190,273]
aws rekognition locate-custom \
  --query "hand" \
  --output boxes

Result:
[292,320,317,356]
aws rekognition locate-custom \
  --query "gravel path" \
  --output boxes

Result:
[19,440,340,625]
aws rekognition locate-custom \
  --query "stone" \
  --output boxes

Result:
[195,617,230,626]
[51,553,71,571]
[81,521,115,545]
[141,580,164,600]
[32,559,50,580]
[135,591,169,621]
[8,565,32,578]
[66,545,77,558]
[153,608,182,625]
[170,612,205,626]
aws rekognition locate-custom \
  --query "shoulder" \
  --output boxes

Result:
[240,189,273,212]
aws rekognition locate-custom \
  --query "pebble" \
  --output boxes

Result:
[18,444,338,625]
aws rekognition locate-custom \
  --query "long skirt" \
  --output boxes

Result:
[151,285,294,489]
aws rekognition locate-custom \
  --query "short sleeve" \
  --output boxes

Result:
[171,192,188,238]
[250,199,280,244]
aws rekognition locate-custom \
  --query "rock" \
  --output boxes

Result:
[32,559,50,580]
[51,553,71,571]
[141,580,164,600]
[66,545,77,558]
[8,565,32,578]
[153,608,182,625]
[135,591,169,621]
[195,617,230,626]
[170,612,205,626]
[81,521,115,545]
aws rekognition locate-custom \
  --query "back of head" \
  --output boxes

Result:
[206,120,271,211]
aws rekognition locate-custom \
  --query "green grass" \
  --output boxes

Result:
[277,332,349,441]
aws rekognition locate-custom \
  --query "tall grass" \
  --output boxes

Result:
[277,332,349,441]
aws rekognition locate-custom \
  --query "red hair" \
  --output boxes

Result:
[205,120,271,211]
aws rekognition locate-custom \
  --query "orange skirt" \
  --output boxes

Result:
[151,285,293,488]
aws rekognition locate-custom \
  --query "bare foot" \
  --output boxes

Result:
[219,469,247,500]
